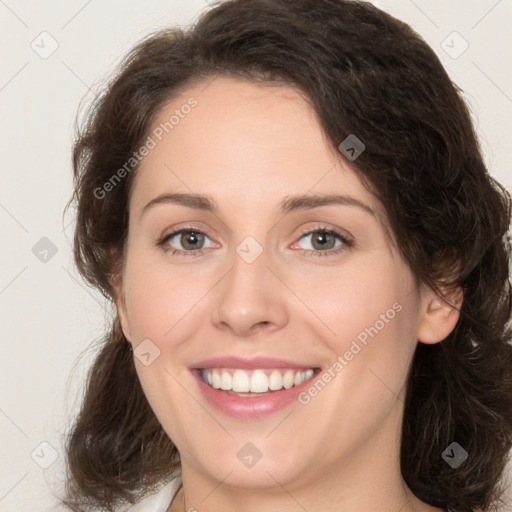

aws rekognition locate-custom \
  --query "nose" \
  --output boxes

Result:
[211,245,289,337]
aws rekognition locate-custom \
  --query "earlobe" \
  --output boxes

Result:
[417,287,463,344]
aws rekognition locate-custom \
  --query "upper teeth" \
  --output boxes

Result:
[201,368,315,393]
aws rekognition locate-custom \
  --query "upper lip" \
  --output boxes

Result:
[190,356,321,370]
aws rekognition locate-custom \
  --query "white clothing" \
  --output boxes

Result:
[120,476,182,512]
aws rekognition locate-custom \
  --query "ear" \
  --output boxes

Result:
[110,248,133,343]
[416,285,463,344]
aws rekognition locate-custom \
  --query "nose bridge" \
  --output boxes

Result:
[211,236,288,335]
[231,236,269,289]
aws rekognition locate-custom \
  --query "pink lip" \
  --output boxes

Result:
[190,356,317,370]
[188,357,321,420]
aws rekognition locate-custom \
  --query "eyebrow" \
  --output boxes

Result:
[140,192,376,218]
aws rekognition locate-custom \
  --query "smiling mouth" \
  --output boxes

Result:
[197,367,320,395]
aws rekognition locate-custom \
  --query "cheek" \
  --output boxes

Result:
[122,260,207,440]
[290,257,421,401]
[329,269,419,404]
[287,257,417,345]
[123,258,207,342]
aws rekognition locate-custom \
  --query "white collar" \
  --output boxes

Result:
[119,476,182,512]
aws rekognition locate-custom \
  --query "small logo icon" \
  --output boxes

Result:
[338,134,365,161]
[31,441,58,469]
[32,237,58,263]
[134,338,161,366]
[31,31,59,59]
[237,442,263,468]
[441,31,469,60]
[236,236,263,264]
[441,441,468,468]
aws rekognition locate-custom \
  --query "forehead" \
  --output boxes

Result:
[129,76,383,220]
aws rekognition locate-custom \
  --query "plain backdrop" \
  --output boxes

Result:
[0,0,511,510]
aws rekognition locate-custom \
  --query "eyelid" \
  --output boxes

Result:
[294,223,353,243]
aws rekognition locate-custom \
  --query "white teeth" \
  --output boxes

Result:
[250,370,269,393]
[232,369,250,392]
[201,368,316,393]
[220,371,232,391]
[268,369,283,390]
[283,370,294,389]
[211,371,221,389]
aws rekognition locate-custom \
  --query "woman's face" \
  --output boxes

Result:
[114,77,453,494]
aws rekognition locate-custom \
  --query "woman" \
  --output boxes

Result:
[62,1,512,511]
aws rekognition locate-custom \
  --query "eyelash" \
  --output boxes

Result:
[156,224,353,258]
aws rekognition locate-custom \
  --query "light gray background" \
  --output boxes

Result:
[0,0,511,510]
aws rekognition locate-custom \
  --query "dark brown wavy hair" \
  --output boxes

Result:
[62,1,512,511]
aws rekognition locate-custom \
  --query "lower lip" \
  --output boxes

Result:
[190,369,320,419]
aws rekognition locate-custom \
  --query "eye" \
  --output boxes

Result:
[291,226,352,257]
[157,227,216,255]
[156,225,353,257]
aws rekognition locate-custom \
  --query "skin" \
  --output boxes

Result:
[113,76,461,512]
